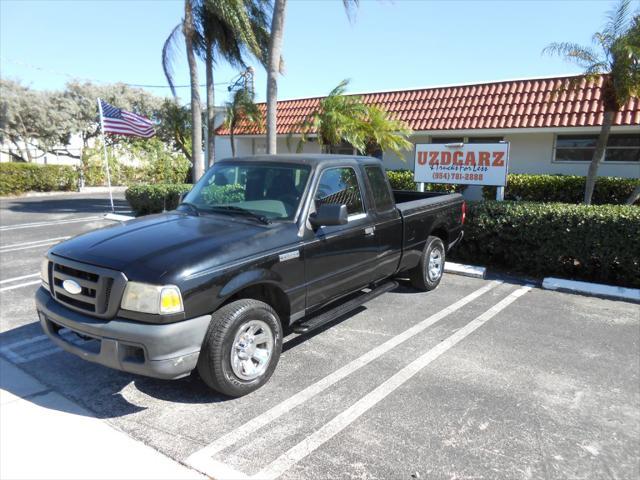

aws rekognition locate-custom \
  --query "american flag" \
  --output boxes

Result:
[99,99,155,138]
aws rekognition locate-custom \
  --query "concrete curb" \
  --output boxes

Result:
[444,262,486,279]
[0,186,127,199]
[0,358,205,479]
[542,277,640,302]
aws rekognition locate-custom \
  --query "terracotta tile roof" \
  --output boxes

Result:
[217,75,640,135]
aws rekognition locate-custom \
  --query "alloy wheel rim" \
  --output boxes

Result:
[230,320,274,381]
[427,248,443,281]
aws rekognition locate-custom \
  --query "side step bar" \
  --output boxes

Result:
[293,280,398,334]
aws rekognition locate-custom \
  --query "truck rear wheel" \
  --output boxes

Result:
[197,299,282,397]
[409,235,445,291]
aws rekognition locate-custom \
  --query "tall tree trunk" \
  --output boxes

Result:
[184,0,204,182]
[266,0,287,154]
[626,185,640,205]
[205,42,215,168]
[230,128,236,157]
[584,110,615,204]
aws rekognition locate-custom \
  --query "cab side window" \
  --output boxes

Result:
[365,166,394,212]
[315,167,364,216]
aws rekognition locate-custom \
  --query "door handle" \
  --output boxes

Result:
[364,226,375,236]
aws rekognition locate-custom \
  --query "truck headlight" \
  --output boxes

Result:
[120,282,183,315]
[41,258,49,288]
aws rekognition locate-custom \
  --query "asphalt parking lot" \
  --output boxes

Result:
[1,193,639,480]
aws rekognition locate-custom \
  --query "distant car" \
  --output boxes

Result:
[36,155,465,397]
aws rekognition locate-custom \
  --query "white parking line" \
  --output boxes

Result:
[0,273,39,284]
[254,285,533,480]
[185,280,502,475]
[0,216,103,231]
[1,236,70,248]
[0,280,41,292]
[0,335,49,363]
[0,238,70,253]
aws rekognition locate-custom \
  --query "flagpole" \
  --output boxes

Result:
[97,98,115,213]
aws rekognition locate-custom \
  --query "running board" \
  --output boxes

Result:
[293,280,398,334]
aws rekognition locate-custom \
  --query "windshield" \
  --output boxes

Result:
[182,162,311,221]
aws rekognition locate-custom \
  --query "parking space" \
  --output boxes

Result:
[1,194,638,480]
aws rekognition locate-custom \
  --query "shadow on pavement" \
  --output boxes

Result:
[1,282,421,420]
[3,196,130,215]
[0,304,365,420]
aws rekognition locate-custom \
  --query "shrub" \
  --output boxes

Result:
[385,169,463,193]
[81,138,190,186]
[125,183,192,215]
[0,163,78,195]
[451,201,640,288]
[482,174,639,204]
[201,184,245,204]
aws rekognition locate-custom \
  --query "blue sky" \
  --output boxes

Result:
[0,0,626,105]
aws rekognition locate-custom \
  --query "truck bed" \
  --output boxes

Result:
[392,190,465,271]
[393,189,464,216]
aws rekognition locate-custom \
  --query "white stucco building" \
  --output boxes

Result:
[215,74,640,198]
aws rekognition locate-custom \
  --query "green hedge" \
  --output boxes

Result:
[81,138,191,187]
[0,163,78,195]
[125,184,192,215]
[385,169,462,193]
[451,201,640,288]
[482,174,639,204]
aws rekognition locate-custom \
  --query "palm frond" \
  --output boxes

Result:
[162,23,184,98]
[342,0,360,23]
[542,42,604,69]
[224,88,262,132]
[603,0,633,39]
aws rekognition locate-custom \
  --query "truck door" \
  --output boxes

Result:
[303,166,379,309]
[364,165,403,279]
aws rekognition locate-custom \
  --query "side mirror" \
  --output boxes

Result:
[309,204,348,228]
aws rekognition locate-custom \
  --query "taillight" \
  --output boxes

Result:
[461,201,466,224]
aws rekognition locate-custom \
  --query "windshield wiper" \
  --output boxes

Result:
[178,202,200,216]
[209,205,271,225]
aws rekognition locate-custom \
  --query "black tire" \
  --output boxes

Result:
[409,236,446,292]
[197,299,282,397]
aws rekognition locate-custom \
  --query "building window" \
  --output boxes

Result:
[431,137,464,144]
[467,136,504,144]
[555,134,640,162]
[431,136,503,144]
[328,142,356,155]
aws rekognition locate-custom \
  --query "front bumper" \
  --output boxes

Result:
[35,287,210,380]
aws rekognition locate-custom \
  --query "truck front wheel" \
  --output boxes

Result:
[197,299,282,397]
[409,235,445,291]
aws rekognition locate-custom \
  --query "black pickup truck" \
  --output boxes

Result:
[36,155,465,396]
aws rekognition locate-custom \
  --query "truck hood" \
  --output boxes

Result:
[50,212,291,283]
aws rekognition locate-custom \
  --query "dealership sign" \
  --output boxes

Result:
[414,143,509,186]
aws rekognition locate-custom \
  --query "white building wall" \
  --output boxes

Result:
[220,136,322,157]
[504,131,640,178]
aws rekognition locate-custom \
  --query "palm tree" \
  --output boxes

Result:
[291,80,412,158]
[291,80,369,154]
[163,0,269,181]
[266,0,359,154]
[198,0,270,167]
[360,105,413,158]
[224,88,262,156]
[544,0,640,204]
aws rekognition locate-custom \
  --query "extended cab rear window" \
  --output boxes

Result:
[365,166,394,212]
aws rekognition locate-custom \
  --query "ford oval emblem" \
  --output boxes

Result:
[62,279,82,295]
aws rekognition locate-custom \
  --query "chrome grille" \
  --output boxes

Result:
[49,256,127,318]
